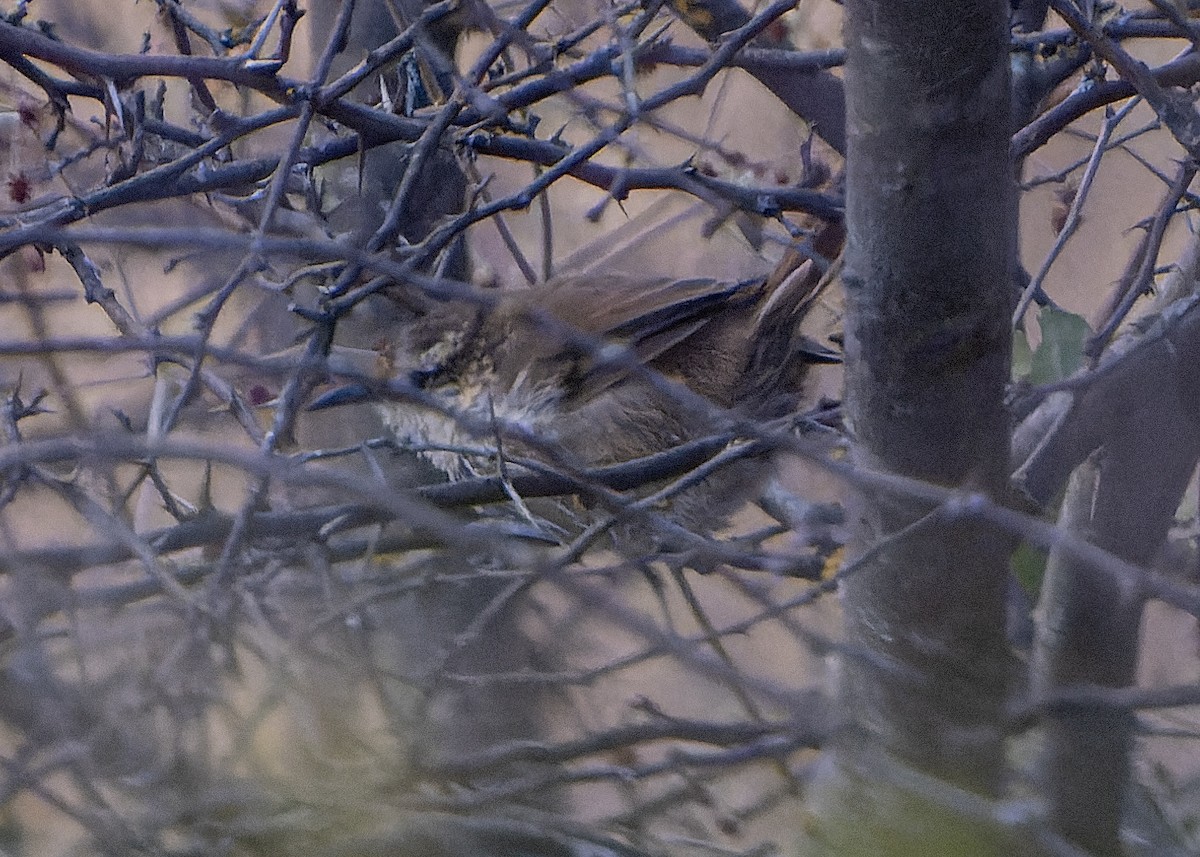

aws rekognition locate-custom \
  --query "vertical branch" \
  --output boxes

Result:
[1031,457,1141,857]
[1031,234,1200,856]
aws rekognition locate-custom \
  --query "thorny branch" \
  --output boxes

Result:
[1,1,1200,854]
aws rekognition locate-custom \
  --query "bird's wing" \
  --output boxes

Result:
[551,276,758,354]
[538,276,762,400]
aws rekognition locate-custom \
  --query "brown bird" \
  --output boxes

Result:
[315,265,839,543]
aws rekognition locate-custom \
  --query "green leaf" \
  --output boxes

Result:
[1011,328,1033,381]
[1028,307,1090,385]
[1010,540,1046,597]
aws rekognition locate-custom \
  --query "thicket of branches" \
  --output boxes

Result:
[0,0,1197,855]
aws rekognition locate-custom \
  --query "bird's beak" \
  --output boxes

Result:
[796,335,842,365]
[306,345,393,411]
[308,383,378,411]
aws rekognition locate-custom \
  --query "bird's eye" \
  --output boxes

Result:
[410,330,467,390]
[409,365,443,388]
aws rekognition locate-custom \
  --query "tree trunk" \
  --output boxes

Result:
[808,1,1017,851]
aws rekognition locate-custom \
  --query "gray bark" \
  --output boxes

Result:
[838,0,1015,794]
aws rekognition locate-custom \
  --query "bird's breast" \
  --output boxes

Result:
[378,370,567,480]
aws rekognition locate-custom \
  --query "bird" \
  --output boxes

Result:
[313,262,840,547]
